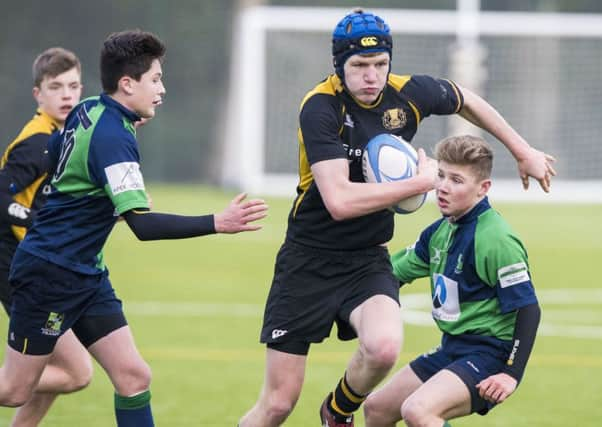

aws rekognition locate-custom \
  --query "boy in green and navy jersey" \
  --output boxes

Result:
[364,135,541,427]
[0,31,267,427]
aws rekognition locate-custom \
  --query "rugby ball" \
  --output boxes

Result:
[362,134,427,214]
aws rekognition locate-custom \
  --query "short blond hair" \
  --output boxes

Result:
[32,47,81,87]
[434,135,493,181]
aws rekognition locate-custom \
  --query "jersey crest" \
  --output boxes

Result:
[431,247,443,265]
[382,108,407,130]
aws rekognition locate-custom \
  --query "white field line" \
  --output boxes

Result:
[124,289,602,340]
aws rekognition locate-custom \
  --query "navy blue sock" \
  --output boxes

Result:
[114,390,154,427]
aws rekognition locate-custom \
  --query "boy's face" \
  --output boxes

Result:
[125,59,165,119]
[343,52,389,104]
[33,67,82,125]
[435,161,491,221]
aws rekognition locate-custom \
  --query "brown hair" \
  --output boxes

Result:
[434,135,493,181]
[32,47,81,87]
[100,29,166,94]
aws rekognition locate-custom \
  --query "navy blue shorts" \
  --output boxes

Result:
[7,249,124,355]
[260,241,400,355]
[409,335,513,415]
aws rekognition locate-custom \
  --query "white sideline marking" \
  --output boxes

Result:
[124,289,602,340]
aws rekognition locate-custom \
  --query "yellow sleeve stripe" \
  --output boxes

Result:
[445,79,463,113]
[292,129,313,218]
[294,74,344,218]
[408,101,421,124]
[22,338,28,354]
[2,111,57,167]
[338,105,346,136]
[12,173,48,241]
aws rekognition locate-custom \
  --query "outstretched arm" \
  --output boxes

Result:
[123,193,268,241]
[458,86,556,192]
[476,303,541,404]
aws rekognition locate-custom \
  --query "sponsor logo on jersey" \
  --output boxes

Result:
[498,262,529,288]
[507,339,520,366]
[8,203,30,220]
[41,312,64,336]
[342,143,363,162]
[344,113,355,128]
[432,274,461,322]
[360,36,379,47]
[271,329,288,339]
[105,162,145,196]
[382,108,407,130]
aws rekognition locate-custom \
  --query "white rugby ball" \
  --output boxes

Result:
[362,133,427,214]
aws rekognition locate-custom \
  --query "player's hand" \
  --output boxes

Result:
[517,147,557,192]
[214,193,268,234]
[476,373,518,404]
[416,148,438,191]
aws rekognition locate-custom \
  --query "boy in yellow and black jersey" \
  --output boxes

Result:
[0,47,90,427]
[287,72,463,251]
[0,109,57,247]
[0,48,82,312]
[240,8,556,427]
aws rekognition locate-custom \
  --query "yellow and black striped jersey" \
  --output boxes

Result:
[0,109,58,242]
[286,73,463,250]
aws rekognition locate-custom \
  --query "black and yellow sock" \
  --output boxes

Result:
[328,374,366,417]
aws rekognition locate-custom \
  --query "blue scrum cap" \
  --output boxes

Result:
[332,9,392,78]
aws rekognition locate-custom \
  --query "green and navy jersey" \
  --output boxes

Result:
[286,73,463,250]
[0,109,58,243]
[392,197,537,341]
[18,94,149,275]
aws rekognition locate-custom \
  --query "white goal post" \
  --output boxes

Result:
[221,6,602,203]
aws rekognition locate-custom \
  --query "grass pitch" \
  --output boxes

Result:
[0,185,600,426]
